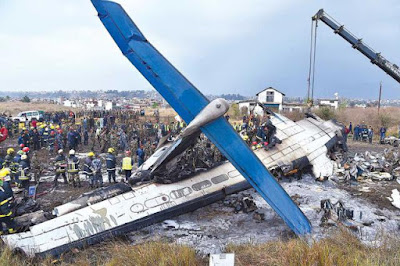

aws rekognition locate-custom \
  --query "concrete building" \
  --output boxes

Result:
[318,99,339,109]
[256,87,285,111]
[105,101,114,111]
[282,103,307,112]
[238,87,285,115]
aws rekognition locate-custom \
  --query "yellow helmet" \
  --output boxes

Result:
[0,168,10,178]
[108,148,115,153]
[6,148,15,155]
[50,125,55,129]
[88,152,95,157]
[40,124,46,128]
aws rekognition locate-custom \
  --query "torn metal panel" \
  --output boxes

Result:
[53,183,132,216]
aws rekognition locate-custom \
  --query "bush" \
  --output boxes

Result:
[315,107,336,120]
[379,113,392,128]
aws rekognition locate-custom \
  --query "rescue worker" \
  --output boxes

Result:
[67,128,78,151]
[48,131,56,153]
[31,128,41,150]
[122,150,133,182]
[106,148,117,183]
[91,154,103,188]
[67,150,81,187]
[83,129,89,146]
[19,154,30,196]
[136,145,145,167]
[3,148,15,170]
[83,152,95,187]
[0,168,16,234]
[0,169,13,200]
[54,149,68,187]
[240,131,250,145]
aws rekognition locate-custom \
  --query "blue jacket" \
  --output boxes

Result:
[83,157,93,175]
[136,148,145,161]
[106,153,116,171]
[67,131,77,145]
[91,158,102,173]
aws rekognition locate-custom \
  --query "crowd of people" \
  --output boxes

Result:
[0,109,191,233]
[347,122,388,144]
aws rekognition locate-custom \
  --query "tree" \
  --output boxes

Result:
[230,103,240,118]
[21,95,31,103]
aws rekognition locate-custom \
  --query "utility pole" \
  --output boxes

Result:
[378,81,382,114]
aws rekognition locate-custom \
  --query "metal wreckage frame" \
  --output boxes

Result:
[1,0,347,257]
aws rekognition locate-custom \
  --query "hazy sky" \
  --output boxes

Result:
[0,0,399,99]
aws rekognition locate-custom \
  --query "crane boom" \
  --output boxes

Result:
[313,9,400,83]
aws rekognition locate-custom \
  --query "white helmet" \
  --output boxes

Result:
[21,154,28,160]
[58,149,64,154]
[69,149,75,155]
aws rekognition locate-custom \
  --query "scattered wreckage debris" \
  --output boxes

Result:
[223,193,258,214]
[382,136,400,147]
[333,149,400,182]
[388,189,400,209]
[320,199,354,227]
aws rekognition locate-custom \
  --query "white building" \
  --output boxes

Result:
[238,87,285,115]
[105,101,114,111]
[256,87,285,111]
[318,99,339,109]
[282,103,307,113]
[63,100,72,107]
[238,100,258,115]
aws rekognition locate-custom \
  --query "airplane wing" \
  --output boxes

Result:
[90,0,311,235]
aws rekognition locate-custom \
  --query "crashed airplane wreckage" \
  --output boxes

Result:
[2,113,346,257]
[2,0,346,257]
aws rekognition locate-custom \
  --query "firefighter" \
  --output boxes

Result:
[122,150,133,182]
[4,148,17,183]
[19,154,30,197]
[3,148,15,171]
[106,148,117,183]
[0,168,16,234]
[22,147,31,167]
[54,149,67,187]
[67,150,81,187]
[83,152,95,187]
